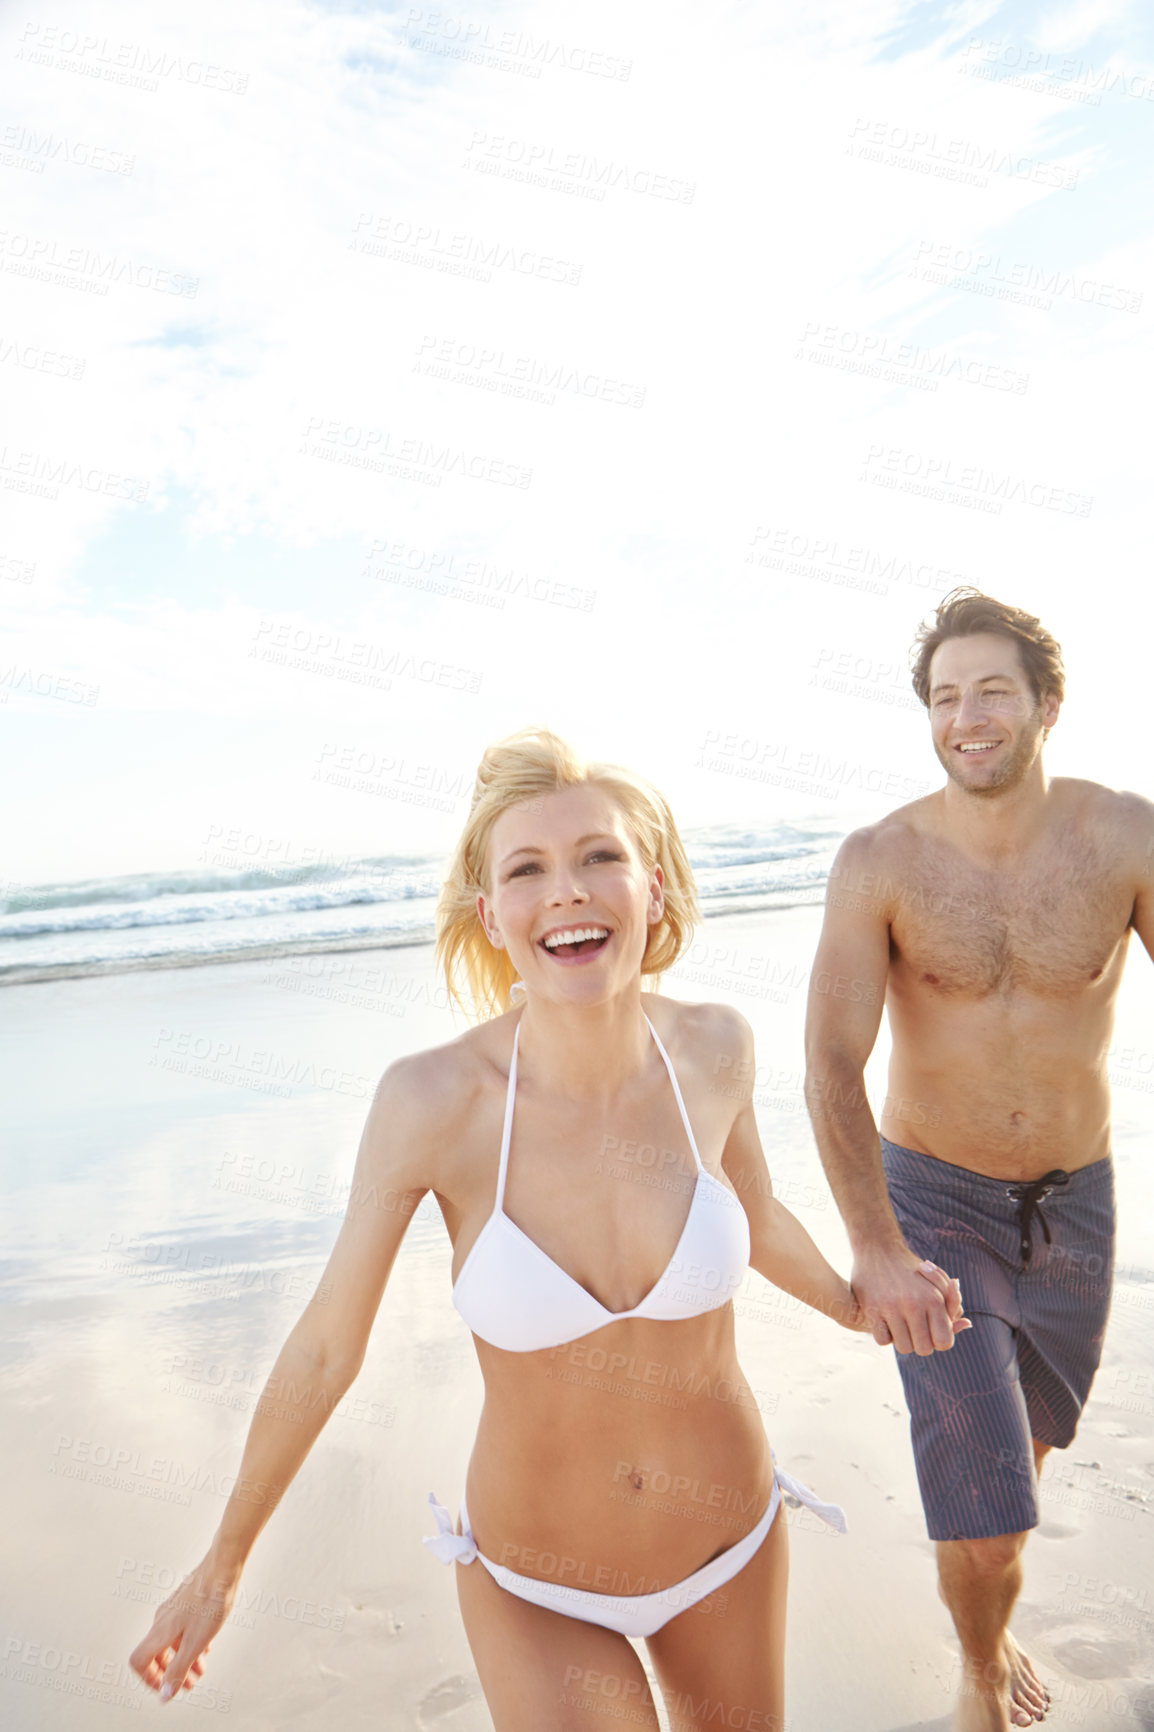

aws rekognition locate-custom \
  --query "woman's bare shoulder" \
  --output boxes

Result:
[362,1016,517,1185]
[641,992,753,1073]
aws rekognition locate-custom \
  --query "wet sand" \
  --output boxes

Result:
[1,907,1152,1729]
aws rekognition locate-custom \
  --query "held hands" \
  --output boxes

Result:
[129,1552,238,1703]
[849,1246,972,1354]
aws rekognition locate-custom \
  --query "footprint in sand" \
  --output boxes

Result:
[1049,1630,1141,1680]
[418,1675,479,1725]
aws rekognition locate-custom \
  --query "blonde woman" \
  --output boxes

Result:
[130,729,964,1729]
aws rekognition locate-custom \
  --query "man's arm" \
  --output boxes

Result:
[1125,792,1154,962]
[804,829,961,1355]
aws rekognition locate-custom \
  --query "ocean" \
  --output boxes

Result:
[0,819,848,985]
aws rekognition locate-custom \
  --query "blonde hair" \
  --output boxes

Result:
[436,728,699,1020]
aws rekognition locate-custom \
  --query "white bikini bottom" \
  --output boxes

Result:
[424,1464,845,1639]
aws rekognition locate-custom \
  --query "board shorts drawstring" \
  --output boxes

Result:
[1004,1169,1071,1266]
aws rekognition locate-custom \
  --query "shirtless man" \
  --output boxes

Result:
[803,588,1154,1732]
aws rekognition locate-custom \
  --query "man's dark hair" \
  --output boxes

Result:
[911,587,1065,709]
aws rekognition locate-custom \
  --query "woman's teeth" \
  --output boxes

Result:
[542,927,609,952]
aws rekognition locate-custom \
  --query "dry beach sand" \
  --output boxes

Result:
[1,906,1152,1730]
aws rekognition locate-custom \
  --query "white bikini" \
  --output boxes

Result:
[425,1015,845,1635]
[451,1014,752,1351]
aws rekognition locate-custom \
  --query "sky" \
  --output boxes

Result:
[2,0,1152,885]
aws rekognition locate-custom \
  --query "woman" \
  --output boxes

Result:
[130,729,964,1728]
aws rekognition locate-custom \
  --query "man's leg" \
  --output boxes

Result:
[880,1144,1056,1728]
[882,1146,1115,1730]
[891,1309,1054,1731]
[936,1442,1051,1730]
[999,1443,1051,1724]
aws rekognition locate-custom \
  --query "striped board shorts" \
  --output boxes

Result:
[881,1138,1115,1542]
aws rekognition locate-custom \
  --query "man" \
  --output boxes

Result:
[804,588,1153,1732]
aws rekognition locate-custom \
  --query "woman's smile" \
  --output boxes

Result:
[538,923,612,962]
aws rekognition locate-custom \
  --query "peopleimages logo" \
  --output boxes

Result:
[404,11,632,81]
[16,23,249,94]
[746,525,965,597]
[960,37,1154,104]
[695,731,930,802]
[0,125,134,174]
[0,446,149,501]
[848,117,1078,189]
[463,131,693,201]
[911,240,1142,314]
[363,540,596,612]
[0,228,198,297]
[350,213,582,288]
[859,445,1093,517]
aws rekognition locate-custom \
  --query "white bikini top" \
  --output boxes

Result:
[452,1016,752,1353]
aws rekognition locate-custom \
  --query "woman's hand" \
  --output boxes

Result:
[836,1262,970,1340]
[129,1552,239,1702]
[915,1259,971,1335]
[836,1281,875,1333]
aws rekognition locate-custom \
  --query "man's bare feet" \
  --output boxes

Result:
[951,1640,1049,1732]
[953,1657,1013,1732]
[1002,1632,1049,1725]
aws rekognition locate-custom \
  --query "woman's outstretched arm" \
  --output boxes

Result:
[128,1050,445,1703]
[714,1008,963,1334]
